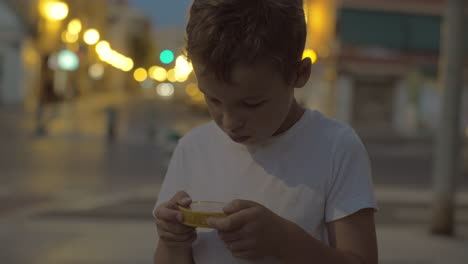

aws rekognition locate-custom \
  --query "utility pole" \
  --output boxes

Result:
[431,0,466,236]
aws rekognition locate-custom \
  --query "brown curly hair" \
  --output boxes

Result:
[186,0,307,83]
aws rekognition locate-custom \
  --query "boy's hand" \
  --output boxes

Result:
[206,200,290,260]
[153,191,197,248]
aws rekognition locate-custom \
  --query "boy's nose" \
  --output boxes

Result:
[222,112,244,133]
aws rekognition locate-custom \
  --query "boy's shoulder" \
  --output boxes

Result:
[176,121,218,149]
[303,109,355,141]
[299,110,365,157]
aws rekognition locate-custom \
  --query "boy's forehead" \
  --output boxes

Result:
[194,66,274,100]
[194,61,281,94]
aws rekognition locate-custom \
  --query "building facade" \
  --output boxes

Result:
[0,1,26,105]
[334,0,468,136]
[1,0,156,108]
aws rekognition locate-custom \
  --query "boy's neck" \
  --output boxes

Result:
[273,99,305,136]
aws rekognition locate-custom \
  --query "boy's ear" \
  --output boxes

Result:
[293,58,312,88]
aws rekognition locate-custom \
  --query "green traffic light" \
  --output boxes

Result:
[160,50,174,64]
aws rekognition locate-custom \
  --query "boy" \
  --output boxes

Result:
[153,0,378,263]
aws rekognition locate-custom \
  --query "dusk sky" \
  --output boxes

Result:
[128,0,192,29]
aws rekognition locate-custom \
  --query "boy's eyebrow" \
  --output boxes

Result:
[199,86,266,101]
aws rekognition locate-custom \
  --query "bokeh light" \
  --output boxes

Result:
[157,83,175,97]
[62,31,78,43]
[41,1,69,21]
[160,50,175,64]
[173,55,193,82]
[303,49,318,64]
[122,58,134,72]
[133,68,148,82]
[84,29,100,45]
[57,50,79,71]
[88,63,105,80]
[174,68,189,82]
[96,41,111,53]
[149,66,168,82]
[167,69,177,83]
[67,19,82,35]
[95,40,133,72]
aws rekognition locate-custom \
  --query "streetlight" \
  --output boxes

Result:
[122,59,134,72]
[57,49,79,71]
[149,66,167,82]
[134,68,148,82]
[40,0,69,21]
[167,69,177,83]
[61,31,78,43]
[67,19,82,35]
[89,63,105,80]
[157,83,175,98]
[84,29,100,45]
[303,49,318,64]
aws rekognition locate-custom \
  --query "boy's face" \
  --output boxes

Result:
[194,60,309,145]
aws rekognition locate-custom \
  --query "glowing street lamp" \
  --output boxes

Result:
[122,59,134,72]
[84,29,100,45]
[96,41,111,53]
[41,0,69,21]
[134,68,148,82]
[167,69,177,83]
[303,0,336,57]
[67,19,82,34]
[157,83,175,98]
[57,49,79,71]
[149,66,167,82]
[303,49,318,64]
[62,31,78,43]
[89,63,105,80]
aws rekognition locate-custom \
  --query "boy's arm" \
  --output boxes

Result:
[154,241,195,264]
[279,208,378,264]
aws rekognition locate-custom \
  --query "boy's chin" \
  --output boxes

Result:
[234,136,267,146]
[229,135,252,144]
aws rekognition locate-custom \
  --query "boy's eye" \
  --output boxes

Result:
[209,97,221,105]
[244,101,265,108]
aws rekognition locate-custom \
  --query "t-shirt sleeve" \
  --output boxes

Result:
[325,127,378,223]
[153,139,189,214]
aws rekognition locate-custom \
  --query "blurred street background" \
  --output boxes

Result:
[0,0,467,263]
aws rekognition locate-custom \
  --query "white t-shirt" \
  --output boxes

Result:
[154,109,377,264]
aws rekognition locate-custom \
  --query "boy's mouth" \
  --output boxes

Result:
[229,135,251,143]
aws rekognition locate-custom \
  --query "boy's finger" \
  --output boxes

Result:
[207,214,245,231]
[224,199,258,214]
[170,191,192,206]
[227,239,255,252]
[157,219,195,234]
[212,207,254,230]
[160,229,197,243]
[218,230,243,242]
[155,205,184,223]
[153,201,169,218]
[153,201,178,219]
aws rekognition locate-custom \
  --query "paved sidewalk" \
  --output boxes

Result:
[375,186,468,264]
[1,184,467,264]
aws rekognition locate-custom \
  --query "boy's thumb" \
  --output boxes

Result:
[224,199,256,214]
